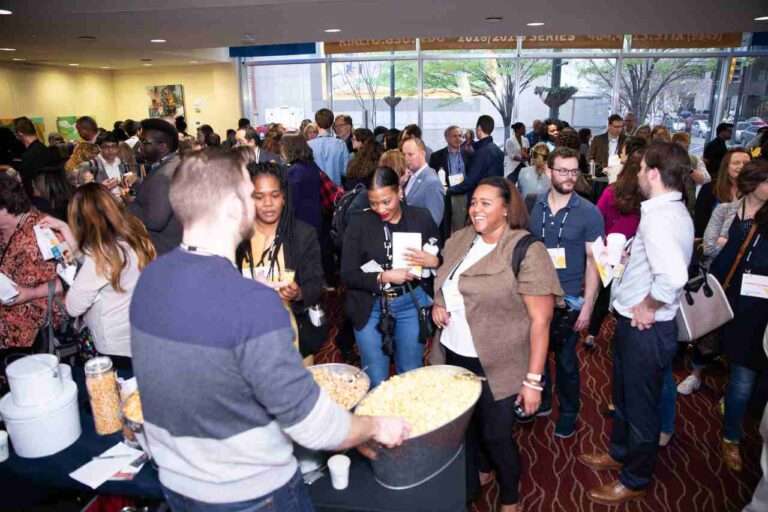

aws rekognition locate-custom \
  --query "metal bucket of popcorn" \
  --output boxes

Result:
[355,365,482,489]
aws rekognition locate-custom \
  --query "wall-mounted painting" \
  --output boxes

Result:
[56,116,79,142]
[147,84,185,119]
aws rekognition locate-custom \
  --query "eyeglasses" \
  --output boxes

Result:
[552,168,581,177]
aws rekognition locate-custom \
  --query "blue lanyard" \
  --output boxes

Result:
[541,208,570,248]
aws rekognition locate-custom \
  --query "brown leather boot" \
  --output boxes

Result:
[587,480,646,505]
[578,452,622,471]
[722,440,743,472]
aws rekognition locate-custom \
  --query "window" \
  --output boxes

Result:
[330,60,417,131]
[245,63,326,130]
[720,57,768,147]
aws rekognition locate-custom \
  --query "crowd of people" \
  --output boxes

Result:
[1,107,768,512]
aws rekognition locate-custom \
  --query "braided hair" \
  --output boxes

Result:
[236,161,297,279]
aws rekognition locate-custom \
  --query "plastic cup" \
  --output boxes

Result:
[327,454,351,490]
[606,233,627,266]
[58,363,72,382]
[0,430,9,462]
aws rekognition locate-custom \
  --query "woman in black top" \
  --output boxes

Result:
[236,162,326,360]
[709,160,768,472]
[341,167,440,386]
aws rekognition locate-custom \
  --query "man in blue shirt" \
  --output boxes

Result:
[307,108,349,186]
[528,147,604,439]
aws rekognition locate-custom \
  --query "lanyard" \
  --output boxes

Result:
[745,234,762,267]
[541,207,570,248]
[383,225,393,270]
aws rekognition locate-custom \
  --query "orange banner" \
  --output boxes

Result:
[631,33,743,49]
[324,38,416,54]
[521,34,623,49]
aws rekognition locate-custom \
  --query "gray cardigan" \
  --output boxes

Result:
[702,199,741,265]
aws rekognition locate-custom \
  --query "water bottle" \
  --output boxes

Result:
[589,159,596,177]
[437,168,447,189]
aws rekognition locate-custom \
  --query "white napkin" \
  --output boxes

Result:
[69,442,144,489]
[0,272,18,304]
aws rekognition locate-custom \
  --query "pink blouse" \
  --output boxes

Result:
[597,186,640,238]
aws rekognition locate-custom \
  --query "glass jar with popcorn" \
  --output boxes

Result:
[85,357,123,435]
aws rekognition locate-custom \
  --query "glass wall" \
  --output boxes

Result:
[242,36,768,155]
[330,60,417,131]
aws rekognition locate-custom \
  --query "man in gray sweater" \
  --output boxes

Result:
[131,150,409,511]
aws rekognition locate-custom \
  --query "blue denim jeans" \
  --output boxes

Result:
[724,363,759,443]
[659,365,676,435]
[542,295,583,432]
[354,286,430,387]
[162,471,313,512]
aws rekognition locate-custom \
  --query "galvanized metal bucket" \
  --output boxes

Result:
[360,365,482,490]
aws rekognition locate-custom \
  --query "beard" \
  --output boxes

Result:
[551,179,575,195]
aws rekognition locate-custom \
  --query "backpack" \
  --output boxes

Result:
[330,183,366,249]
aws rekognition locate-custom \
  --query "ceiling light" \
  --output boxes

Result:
[324,28,342,33]
[0,9,12,15]
[189,60,199,64]
[755,16,768,21]
[12,58,25,61]
[0,48,16,51]
[100,66,111,69]
[68,63,79,66]
[150,39,166,43]
[527,21,545,26]
[484,16,503,22]
[143,63,152,67]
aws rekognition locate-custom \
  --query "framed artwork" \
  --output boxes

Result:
[147,84,185,119]
[56,116,79,141]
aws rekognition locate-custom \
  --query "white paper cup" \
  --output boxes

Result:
[606,233,627,266]
[328,454,351,490]
[58,363,72,382]
[0,430,9,462]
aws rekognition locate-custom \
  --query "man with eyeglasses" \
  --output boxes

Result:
[128,118,182,255]
[334,114,354,153]
[527,147,604,439]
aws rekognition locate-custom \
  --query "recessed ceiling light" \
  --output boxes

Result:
[100,66,111,69]
[189,60,199,64]
[0,48,16,51]
[484,16,503,22]
[755,16,768,21]
[324,28,342,33]
[527,21,545,26]
[143,63,152,67]
[0,9,12,15]
[68,63,79,66]
[12,58,25,61]
[150,39,166,43]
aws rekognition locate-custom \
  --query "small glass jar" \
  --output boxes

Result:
[85,357,123,435]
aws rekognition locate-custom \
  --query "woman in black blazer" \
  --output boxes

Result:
[236,162,326,359]
[341,166,441,386]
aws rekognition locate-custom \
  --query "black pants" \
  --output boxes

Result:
[609,315,677,490]
[445,347,521,504]
[588,281,612,337]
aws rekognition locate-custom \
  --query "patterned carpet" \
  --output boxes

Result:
[315,293,763,512]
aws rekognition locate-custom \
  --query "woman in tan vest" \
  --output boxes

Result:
[431,176,563,512]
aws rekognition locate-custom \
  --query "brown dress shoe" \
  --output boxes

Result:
[578,452,623,471]
[588,480,646,505]
[722,440,743,472]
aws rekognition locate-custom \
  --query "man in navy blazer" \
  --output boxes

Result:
[402,137,444,227]
[448,115,504,200]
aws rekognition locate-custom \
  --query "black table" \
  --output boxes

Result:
[0,368,465,511]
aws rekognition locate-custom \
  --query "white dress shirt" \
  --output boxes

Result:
[612,191,693,322]
[608,136,620,160]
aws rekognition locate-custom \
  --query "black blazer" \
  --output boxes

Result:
[236,219,326,313]
[428,147,472,177]
[341,204,439,329]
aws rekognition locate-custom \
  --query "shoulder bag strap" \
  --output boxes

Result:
[722,224,758,290]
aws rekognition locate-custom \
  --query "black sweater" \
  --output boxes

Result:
[341,204,439,329]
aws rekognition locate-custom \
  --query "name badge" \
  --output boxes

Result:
[741,273,768,299]
[547,248,567,270]
[448,174,464,187]
[443,284,464,312]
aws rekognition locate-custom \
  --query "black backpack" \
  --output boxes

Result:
[512,233,536,277]
[330,183,366,250]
